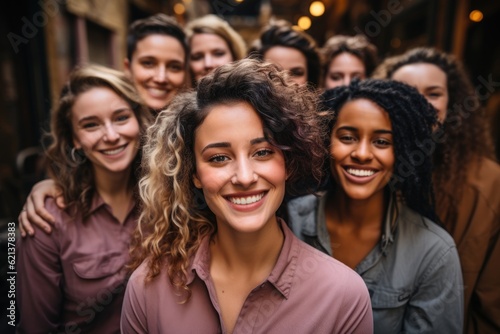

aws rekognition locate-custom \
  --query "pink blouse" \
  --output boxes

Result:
[121,219,373,333]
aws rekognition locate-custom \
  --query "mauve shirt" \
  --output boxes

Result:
[17,195,137,334]
[121,219,373,334]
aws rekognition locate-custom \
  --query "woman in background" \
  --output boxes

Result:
[124,13,189,112]
[321,34,378,89]
[374,47,500,334]
[250,19,321,89]
[17,65,151,333]
[185,14,247,84]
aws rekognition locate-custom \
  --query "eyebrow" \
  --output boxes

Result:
[77,108,131,124]
[200,137,268,154]
[336,126,392,134]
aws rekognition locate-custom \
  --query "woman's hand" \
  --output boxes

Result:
[18,179,65,237]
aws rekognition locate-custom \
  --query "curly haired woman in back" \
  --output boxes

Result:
[374,47,500,334]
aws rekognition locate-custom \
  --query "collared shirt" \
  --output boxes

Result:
[287,193,464,334]
[17,195,137,334]
[437,157,500,334]
[121,219,373,334]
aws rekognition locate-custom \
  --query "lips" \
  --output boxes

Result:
[101,144,127,155]
[227,192,265,205]
[342,166,378,184]
[346,168,375,177]
[146,87,170,98]
[225,191,267,206]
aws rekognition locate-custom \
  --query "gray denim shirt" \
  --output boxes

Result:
[287,192,464,334]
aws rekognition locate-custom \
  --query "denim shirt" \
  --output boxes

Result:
[287,192,464,334]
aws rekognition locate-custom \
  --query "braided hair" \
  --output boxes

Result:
[321,79,439,221]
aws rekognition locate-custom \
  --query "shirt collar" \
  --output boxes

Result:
[89,193,107,214]
[189,219,296,299]
[88,191,137,220]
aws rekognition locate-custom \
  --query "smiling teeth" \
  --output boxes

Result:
[347,168,375,177]
[148,88,168,97]
[103,146,125,155]
[229,193,264,205]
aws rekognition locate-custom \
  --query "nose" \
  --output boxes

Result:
[343,76,351,86]
[102,123,120,142]
[351,140,373,162]
[204,55,214,69]
[231,158,258,187]
[153,66,167,83]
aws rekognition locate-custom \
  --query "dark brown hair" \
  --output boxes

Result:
[373,47,495,224]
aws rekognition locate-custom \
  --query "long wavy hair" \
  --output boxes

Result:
[44,64,151,218]
[321,79,438,221]
[249,19,322,89]
[373,47,495,224]
[129,58,326,301]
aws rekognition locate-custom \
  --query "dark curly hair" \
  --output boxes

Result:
[129,58,326,300]
[373,47,495,224]
[321,79,438,221]
[249,19,321,89]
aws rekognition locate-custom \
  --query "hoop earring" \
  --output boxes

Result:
[70,147,87,165]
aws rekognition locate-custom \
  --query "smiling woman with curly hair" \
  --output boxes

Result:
[121,59,373,333]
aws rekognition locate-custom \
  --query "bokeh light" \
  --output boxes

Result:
[298,16,312,30]
[174,3,186,15]
[309,1,325,17]
[469,10,483,22]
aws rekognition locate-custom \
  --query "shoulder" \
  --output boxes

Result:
[126,259,174,296]
[399,205,456,248]
[286,193,323,236]
[466,157,500,202]
[127,260,153,289]
[396,205,461,277]
[44,197,75,230]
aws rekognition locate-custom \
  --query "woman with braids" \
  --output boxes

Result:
[16,65,152,333]
[249,19,321,89]
[321,34,378,89]
[120,59,373,333]
[286,79,463,333]
[373,47,500,334]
